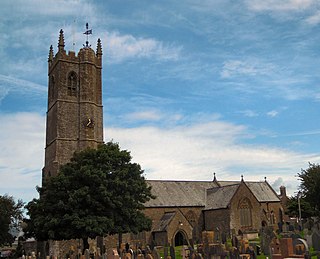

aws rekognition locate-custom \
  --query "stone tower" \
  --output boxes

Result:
[42,29,103,179]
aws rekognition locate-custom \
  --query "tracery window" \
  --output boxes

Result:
[239,198,252,227]
[67,71,77,96]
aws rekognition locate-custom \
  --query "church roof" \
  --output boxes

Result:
[205,184,239,210]
[145,180,218,207]
[246,182,280,202]
[218,180,280,202]
[145,179,280,208]
[152,212,176,232]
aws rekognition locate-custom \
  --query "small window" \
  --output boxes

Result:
[49,76,55,99]
[67,72,77,96]
[239,198,252,227]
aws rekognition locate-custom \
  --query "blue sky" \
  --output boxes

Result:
[1,0,320,203]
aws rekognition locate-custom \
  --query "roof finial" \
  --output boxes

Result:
[213,172,216,181]
[48,45,54,63]
[264,176,267,182]
[83,22,92,48]
[241,174,244,182]
[96,38,102,56]
[58,29,65,52]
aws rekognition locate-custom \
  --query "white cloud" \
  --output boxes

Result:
[246,0,315,12]
[0,75,46,102]
[0,112,45,202]
[1,0,96,18]
[305,11,320,25]
[240,110,259,117]
[220,59,274,78]
[103,31,182,63]
[105,120,316,195]
[267,110,279,117]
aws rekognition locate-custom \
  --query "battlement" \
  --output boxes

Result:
[48,29,102,72]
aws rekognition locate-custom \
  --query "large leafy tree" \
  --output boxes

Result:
[286,195,314,219]
[25,142,154,250]
[297,163,320,217]
[0,195,24,246]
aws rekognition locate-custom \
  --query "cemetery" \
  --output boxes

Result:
[16,217,319,259]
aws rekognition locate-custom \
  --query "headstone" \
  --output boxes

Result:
[84,249,90,259]
[112,249,120,259]
[164,247,168,259]
[152,247,160,259]
[170,246,175,259]
[312,231,320,251]
[182,245,188,258]
[279,238,293,257]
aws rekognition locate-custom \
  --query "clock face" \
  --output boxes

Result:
[84,117,94,128]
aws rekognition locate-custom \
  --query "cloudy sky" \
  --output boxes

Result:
[1,0,320,203]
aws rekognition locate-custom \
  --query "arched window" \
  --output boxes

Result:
[239,198,252,227]
[270,210,276,225]
[67,71,77,96]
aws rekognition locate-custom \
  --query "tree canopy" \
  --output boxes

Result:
[0,195,24,246]
[286,195,315,219]
[297,162,320,217]
[25,142,154,249]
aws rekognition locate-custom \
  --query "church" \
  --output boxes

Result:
[40,27,287,256]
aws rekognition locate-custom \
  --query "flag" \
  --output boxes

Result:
[84,29,92,35]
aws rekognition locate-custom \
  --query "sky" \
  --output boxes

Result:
[1,0,320,203]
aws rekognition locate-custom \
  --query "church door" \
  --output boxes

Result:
[174,231,187,246]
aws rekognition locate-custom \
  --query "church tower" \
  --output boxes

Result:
[43,28,103,179]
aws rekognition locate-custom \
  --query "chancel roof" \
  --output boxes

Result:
[205,184,239,210]
[218,180,280,202]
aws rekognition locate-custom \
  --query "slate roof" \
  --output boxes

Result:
[218,181,280,202]
[145,179,280,208]
[205,184,239,210]
[152,212,176,232]
[145,180,218,207]
[246,182,280,202]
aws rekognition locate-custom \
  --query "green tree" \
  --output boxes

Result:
[286,195,314,219]
[297,163,320,217]
[0,195,24,246]
[25,142,154,250]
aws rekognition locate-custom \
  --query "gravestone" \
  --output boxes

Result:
[260,226,276,255]
[111,249,120,259]
[152,247,160,259]
[164,246,168,259]
[312,231,320,251]
[84,249,90,259]
[170,246,175,259]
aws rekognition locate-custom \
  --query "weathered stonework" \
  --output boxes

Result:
[43,29,103,179]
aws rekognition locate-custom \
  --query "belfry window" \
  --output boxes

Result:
[67,72,77,96]
[239,198,252,227]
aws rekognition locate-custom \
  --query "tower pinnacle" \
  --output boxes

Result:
[48,45,54,63]
[96,38,102,56]
[58,29,65,52]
